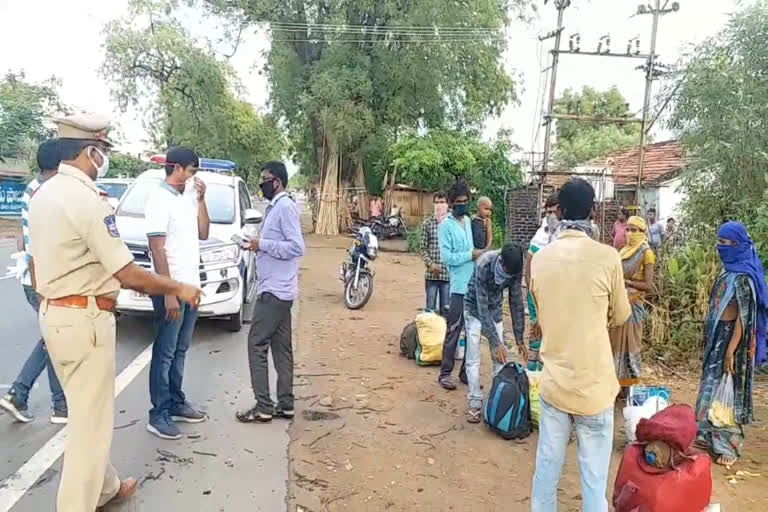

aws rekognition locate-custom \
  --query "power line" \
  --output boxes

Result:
[535,1,680,209]
[264,22,503,33]
[271,37,503,43]
[538,1,567,211]
[532,37,549,155]
[635,0,680,203]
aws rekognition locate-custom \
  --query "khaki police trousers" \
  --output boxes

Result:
[40,298,121,512]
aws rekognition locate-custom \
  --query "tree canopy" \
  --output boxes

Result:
[668,1,768,248]
[552,85,640,169]
[390,128,522,234]
[201,0,532,233]
[108,152,151,178]
[102,0,285,187]
[0,72,64,160]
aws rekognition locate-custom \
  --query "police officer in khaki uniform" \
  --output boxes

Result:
[28,114,202,512]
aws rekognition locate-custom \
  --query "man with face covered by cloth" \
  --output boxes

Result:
[462,242,526,423]
[28,114,202,511]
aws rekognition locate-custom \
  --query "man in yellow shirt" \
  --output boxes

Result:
[529,179,631,512]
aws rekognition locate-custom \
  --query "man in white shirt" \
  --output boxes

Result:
[144,147,210,440]
[0,140,67,424]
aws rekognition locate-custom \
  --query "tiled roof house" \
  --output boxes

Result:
[547,140,687,219]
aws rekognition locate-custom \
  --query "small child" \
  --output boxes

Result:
[471,196,493,250]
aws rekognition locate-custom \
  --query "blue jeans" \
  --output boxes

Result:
[531,398,614,512]
[149,296,198,422]
[9,285,66,411]
[425,279,450,313]
[464,312,507,409]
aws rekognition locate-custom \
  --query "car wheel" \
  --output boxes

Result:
[224,306,243,332]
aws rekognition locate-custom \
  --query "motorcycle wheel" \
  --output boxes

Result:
[344,272,374,310]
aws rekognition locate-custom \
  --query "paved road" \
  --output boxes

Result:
[0,240,290,511]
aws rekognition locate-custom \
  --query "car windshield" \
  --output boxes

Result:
[97,183,128,199]
[117,178,236,224]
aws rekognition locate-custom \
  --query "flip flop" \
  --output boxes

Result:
[716,455,738,469]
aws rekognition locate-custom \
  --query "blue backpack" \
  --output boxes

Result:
[483,362,532,440]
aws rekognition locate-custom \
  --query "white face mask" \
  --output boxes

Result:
[88,146,110,178]
[183,176,196,197]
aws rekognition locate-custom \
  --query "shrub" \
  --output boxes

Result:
[407,224,423,253]
[647,244,719,363]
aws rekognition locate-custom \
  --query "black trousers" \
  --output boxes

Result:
[247,292,293,413]
[439,293,466,379]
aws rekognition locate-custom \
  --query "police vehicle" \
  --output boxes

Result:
[113,156,262,331]
[96,177,133,209]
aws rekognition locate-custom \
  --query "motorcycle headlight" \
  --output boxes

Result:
[200,244,240,265]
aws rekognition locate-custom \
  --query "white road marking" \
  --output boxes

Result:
[0,343,154,511]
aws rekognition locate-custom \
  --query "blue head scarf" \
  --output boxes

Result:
[717,221,768,364]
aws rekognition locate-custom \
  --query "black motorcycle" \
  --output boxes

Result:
[370,210,407,240]
[339,227,378,309]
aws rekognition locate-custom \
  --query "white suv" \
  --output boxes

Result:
[113,167,262,331]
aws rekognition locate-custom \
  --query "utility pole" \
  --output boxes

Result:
[635,1,680,205]
[537,0,569,214]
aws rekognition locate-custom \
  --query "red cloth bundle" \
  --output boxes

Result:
[635,404,697,452]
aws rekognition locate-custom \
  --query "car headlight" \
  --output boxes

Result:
[200,244,240,265]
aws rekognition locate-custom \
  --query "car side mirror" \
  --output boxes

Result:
[244,208,263,225]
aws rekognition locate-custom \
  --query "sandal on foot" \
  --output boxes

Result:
[466,408,482,424]
[716,455,737,468]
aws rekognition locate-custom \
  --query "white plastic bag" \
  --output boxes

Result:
[708,374,736,428]
[623,395,669,443]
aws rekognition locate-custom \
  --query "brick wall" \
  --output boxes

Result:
[506,185,624,247]
[506,185,555,248]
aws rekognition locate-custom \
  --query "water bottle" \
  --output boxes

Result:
[455,335,466,360]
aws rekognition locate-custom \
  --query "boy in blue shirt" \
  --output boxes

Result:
[437,180,485,390]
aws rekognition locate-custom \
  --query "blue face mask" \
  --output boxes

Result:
[717,243,751,265]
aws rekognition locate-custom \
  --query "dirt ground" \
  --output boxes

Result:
[288,234,767,511]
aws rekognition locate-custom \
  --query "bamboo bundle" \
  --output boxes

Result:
[353,160,369,219]
[315,142,340,236]
[338,181,353,233]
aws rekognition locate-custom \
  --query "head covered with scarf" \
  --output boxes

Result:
[619,216,648,259]
[717,221,768,364]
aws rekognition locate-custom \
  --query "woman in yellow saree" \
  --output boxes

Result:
[610,216,656,392]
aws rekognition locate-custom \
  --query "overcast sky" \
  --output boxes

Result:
[0,0,753,164]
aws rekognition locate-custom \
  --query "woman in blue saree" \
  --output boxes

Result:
[695,222,767,467]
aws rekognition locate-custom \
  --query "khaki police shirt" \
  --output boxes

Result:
[530,229,631,416]
[28,163,134,299]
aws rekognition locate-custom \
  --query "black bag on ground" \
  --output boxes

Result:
[483,362,532,440]
[399,321,419,359]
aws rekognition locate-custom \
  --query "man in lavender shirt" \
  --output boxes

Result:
[236,161,305,423]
